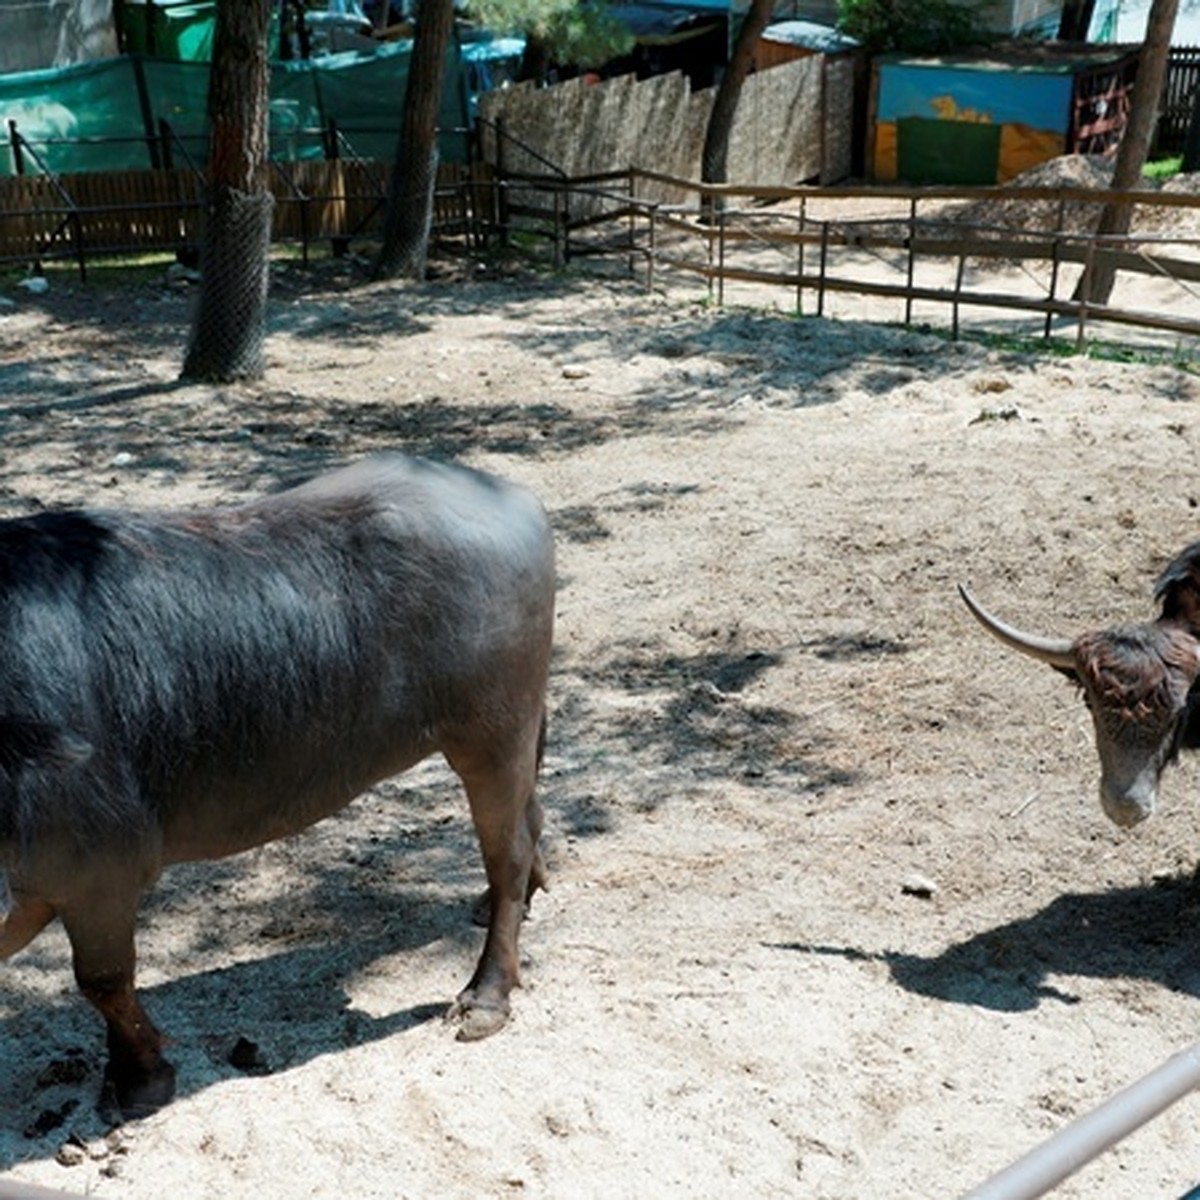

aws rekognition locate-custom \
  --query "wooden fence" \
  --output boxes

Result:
[3,157,1199,354]
[0,158,488,274]
[488,167,1200,350]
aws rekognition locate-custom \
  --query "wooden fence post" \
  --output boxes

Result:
[717,207,727,307]
[905,196,917,326]
[495,116,510,250]
[1045,197,1067,340]
[796,197,805,315]
[647,203,656,292]
[1077,237,1095,352]
[818,221,829,318]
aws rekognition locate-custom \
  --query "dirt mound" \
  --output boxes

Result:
[932,154,1200,241]
[933,155,1113,235]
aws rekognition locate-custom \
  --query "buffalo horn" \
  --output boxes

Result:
[957,584,1076,669]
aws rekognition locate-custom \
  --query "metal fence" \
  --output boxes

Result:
[1157,45,1200,156]
[961,1041,1200,1199]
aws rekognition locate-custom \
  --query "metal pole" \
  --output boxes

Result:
[962,1041,1200,1200]
[0,1178,82,1198]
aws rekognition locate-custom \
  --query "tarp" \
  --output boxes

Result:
[0,0,118,74]
[0,40,468,178]
[760,21,858,55]
[607,3,725,45]
[120,2,221,62]
[119,1,285,64]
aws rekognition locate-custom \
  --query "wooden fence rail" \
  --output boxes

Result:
[493,167,1200,351]
[3,160,1199,353]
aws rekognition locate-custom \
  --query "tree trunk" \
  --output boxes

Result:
[181,0,274,383]
[372,0,455,281]
[1057,0,1097,41]
[699,0,774,222]
[518,34,552,85]
[1074,0,1178,307]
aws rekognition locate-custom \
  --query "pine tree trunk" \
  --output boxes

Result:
[1074,0,1178,307]
[181,0,274,383]
[1056,0,1097,40]
[372,0,455,281]
[699,0,775,223]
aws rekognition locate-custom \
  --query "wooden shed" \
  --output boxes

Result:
[870,42,1139,185]
[752,19,859,71]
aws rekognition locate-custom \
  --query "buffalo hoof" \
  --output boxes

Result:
[446,993,510,1042]
[105,1058,177,1119]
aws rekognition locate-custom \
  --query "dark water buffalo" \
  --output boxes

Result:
[0,454,555,1116]
[960,546,1200,828]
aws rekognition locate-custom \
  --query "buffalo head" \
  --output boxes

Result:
[959,544,1200,827]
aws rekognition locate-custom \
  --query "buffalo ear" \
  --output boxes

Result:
[1155,542,1200,631]
[0,718,94,773]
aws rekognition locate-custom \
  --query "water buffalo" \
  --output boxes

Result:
[0,454,555,1117]
[959,546,1200,828]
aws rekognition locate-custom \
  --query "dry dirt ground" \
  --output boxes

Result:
[3,242,1200,1199]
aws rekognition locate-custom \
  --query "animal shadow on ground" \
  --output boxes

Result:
[774,872,1200,1011]
[0,812,499,1165]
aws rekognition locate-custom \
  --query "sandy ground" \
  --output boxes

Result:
[3,242,1200,1199]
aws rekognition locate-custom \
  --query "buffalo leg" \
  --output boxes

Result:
[0,877,55,959]
[58,894,175,1117]
[445,716,544,1042]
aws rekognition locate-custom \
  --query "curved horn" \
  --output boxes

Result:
[957,584,1076,669]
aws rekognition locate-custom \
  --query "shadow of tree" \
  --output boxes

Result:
[799,632,910,661]
[562,640,861,795]
[2,267,1045,513]
[0,831,497,1166]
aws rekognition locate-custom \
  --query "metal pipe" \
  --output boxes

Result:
[0,1180,81,1198]
[962,1042,1200,1200]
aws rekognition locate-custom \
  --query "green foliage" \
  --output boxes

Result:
[1143,156,1182,180]
[466,0,633,69]
[836,0,991,55]
[941,326,1200,372]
